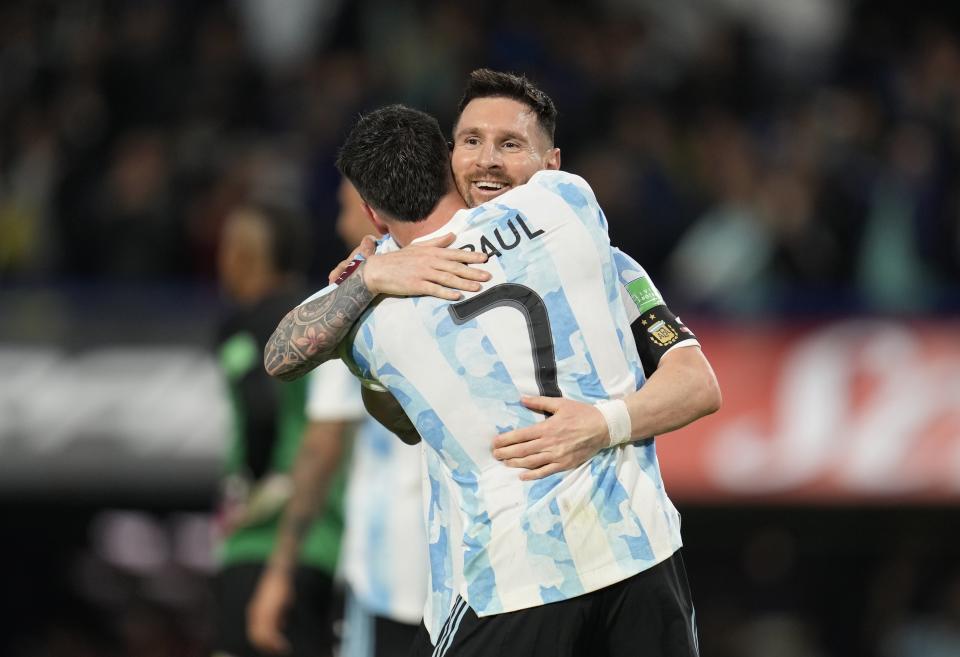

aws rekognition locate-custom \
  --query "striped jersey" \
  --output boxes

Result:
[306,360,428,623]
[334,170,683,642]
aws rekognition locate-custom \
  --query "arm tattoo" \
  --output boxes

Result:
[264,267,374,381]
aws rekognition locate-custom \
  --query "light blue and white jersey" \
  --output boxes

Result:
[307,360,428,624]
[611,248,700,355]
[336,170,683,642]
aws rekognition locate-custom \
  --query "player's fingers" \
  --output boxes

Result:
[358,234,379,257]
[503,452,552,470]
[493,438,544,461]
[521,396,562,414]
[418,281,464,301]
[431,259,492,282]
[328,258,352,283]
[492,425,541,449]
[435,247,489,264]
[519,462,566,481]
[426,269,484,293]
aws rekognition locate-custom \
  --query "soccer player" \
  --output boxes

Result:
[214,202,343,657]
[332,69,718,482]
[248,181,429,657]
[271,69,721,654]
[265,104,718,656]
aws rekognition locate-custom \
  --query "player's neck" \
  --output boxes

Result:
[389,191,467,247]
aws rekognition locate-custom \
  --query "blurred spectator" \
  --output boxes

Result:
[2,0,959,312]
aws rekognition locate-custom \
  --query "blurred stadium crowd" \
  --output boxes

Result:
[1,2,959,657]
[1,0,959,314]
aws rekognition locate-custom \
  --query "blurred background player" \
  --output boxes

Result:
[247,180,428,657]
[215,201,344,657]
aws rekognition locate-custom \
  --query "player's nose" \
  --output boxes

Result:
[477,142,503,168]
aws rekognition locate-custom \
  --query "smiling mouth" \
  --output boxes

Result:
[472,181,509,193]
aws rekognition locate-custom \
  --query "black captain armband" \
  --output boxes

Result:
[631,304,698,376]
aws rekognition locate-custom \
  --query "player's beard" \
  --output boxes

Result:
[460,174,514,208]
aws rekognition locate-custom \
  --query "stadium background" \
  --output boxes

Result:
[1,1,959,655]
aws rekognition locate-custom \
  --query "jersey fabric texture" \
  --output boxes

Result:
[334,170,684,642]
[308,359,429,625]
[216,290,344,574]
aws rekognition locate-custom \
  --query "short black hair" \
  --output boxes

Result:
[456,68,558,143]
[245,200,310,275]
[336,104,451,223]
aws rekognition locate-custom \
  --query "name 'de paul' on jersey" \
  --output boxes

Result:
[457,214,544,258]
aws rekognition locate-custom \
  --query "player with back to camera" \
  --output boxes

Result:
[333,69,717,483]
[324,70,722,647]
[263,103,720,656]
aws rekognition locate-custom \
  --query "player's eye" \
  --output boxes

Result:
[464,136,481,147]
[503,141,521,150]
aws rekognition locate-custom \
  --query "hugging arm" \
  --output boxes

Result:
[264,268,374,382]
[492,248,720,480]
[264,234,490,382]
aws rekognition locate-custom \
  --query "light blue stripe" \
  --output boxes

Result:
[341,589,374,657]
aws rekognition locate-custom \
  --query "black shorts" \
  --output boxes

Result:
[410,551,698,657]
[214,562,338,657]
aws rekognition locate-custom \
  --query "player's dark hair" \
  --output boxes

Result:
[246,200,310,275]
[336,104,451,223]
[457,68,557,143]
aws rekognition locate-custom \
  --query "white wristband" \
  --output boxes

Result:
[595,399,632,447]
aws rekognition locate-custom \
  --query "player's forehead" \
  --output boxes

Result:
[454,96,545,141]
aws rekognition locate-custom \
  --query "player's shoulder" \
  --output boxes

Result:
[529,169,594,191]
[526,169,599,207]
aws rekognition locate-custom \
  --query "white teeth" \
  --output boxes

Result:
[475,181,506,191]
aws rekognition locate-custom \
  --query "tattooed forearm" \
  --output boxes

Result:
[264,267,374,381]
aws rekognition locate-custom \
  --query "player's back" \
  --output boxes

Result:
[346,170,682,620]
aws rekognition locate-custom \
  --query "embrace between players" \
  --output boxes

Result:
[264,69,720,657]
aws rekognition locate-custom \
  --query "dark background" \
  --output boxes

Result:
[2,1,959,655]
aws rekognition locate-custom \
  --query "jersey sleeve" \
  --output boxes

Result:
[612,247,700,374]
[532,169,610,234]
[305,359,365,421]
[612,248,665,324]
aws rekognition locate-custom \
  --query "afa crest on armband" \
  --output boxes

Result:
[647,319,679,347]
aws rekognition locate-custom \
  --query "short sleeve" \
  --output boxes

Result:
[612,247,665,324]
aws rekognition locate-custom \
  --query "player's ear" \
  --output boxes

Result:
[361,202,390,235]
[544,147,561,170]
